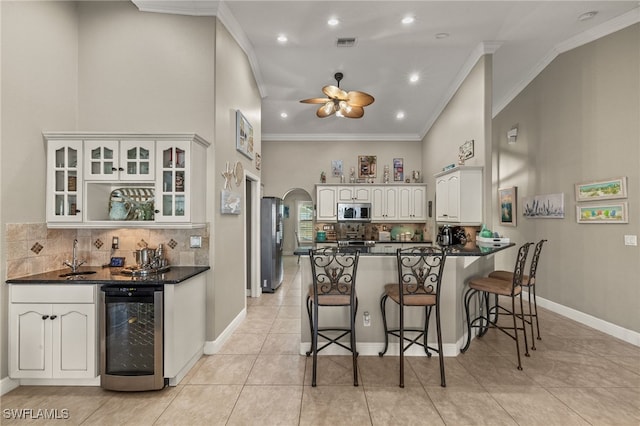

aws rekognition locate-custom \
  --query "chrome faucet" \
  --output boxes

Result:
[63,239,85,272]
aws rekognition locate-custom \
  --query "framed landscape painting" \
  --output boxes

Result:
[498,186,517,226]
[575,176,627,202]
[576,202,628,224]
[523,193,565,219]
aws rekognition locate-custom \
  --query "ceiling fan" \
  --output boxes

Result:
[300,72,374,119]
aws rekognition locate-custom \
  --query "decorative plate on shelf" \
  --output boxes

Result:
[234,161,244,186]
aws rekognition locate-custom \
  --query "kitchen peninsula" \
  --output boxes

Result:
[299,242,514,357]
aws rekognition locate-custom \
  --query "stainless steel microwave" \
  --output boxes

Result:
[337,203,372,222]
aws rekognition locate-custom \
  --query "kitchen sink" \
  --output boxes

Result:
[59,270,98,278]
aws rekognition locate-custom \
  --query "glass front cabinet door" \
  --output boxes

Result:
[155,141,190,222]
[84,140,154,181]
[47,141,83,223]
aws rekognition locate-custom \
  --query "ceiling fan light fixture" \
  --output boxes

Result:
[300,72,374,119]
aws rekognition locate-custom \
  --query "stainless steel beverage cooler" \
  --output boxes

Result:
[100,285,165,391]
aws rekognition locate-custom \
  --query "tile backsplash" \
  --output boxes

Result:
[5,223,210,279]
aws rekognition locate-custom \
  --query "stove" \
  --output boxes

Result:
[337,240,376,253]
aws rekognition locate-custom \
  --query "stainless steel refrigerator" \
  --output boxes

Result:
[260,197,283,292]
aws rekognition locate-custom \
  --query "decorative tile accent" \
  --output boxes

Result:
[168,239,178,249]
[30,242,44,255]
[94,239,104,249]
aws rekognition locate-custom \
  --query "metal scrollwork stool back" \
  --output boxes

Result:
[379,246,448,388]
[461,242,533,370]
[306,247,359,387]
[488,239,547,348]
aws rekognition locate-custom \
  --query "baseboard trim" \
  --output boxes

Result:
[1,376,20,396]
[203,308,247,354]
[524,291,640,347]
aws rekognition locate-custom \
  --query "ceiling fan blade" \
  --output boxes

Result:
[346,91,375,107]
[316,101,336,118]
[340,105,365,119]
[300,97,331,104]
[323,85,348,100]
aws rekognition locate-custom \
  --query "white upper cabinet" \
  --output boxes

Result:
[370,186,398,220]
[316,184,426,223]
[316,186,338,221]
[46,140,83,223]
[435,166,483,224]
[397,185,427,221]
[337,186,371,202]
[84,140,154,181]
[44,133,209,228]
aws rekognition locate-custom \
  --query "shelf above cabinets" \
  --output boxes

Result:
[44,132,210,229]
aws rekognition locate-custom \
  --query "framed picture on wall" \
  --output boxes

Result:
[393,158,404,181]
[575,176,627,202]
[358,155,377,178]
[498,186,517,226]
[576,202,628,224]
[236,110,254,159]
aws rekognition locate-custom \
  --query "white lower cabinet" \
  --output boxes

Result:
[9,286,97,380]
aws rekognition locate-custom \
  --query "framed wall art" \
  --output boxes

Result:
[523,193,564,219]
[331,160,343,177]
[221,190,241,215]
[393,158,404,181]
[575,176,627,202]
[577,202,628,224]
[236,110,254,159]
[459,139,474,160]
[358,155,377,178]
[498,186,517,226]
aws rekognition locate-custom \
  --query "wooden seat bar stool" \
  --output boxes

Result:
[378,246,448,388]
[461,242,532,370]
[488,239,547,348]
[306,247,360,387]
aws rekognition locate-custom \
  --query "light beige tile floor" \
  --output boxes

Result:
[2,255,639,425]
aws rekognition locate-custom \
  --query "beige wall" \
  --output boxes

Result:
[492,24,640,332]
[261,140,423,199]
[422,56,493,240]
[212,21,262,339]
[1,0,79,380]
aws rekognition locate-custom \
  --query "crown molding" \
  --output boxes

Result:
[132,0,220,16]
[493,8,640,117]
[262,133,422,142]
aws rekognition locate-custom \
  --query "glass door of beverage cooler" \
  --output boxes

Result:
[155,141,189,222]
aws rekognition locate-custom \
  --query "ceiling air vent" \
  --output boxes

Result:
[336,37,357,47]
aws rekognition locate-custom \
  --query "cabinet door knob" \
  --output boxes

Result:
[49,315,57,320]
[111,167,118,172]
[154,209,160,214]
[75,209,81,213]
[118,167,124,171]
[42,315,49,320]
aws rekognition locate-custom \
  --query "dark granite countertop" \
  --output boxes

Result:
[298,242,515,257]
[6,265,210,285]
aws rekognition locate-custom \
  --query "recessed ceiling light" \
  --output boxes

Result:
[578,11,598,21]
[277,34,288,43]
[409,73,420,83]
[435,32,449,39]
[396,111,405,120]
[401,16,415,25]
[280,112,288,119]
[327,17,339,26]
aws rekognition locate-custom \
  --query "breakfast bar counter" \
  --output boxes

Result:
[299,242,514,357]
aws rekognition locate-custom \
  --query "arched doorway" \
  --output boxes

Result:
[282,188,313,255]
